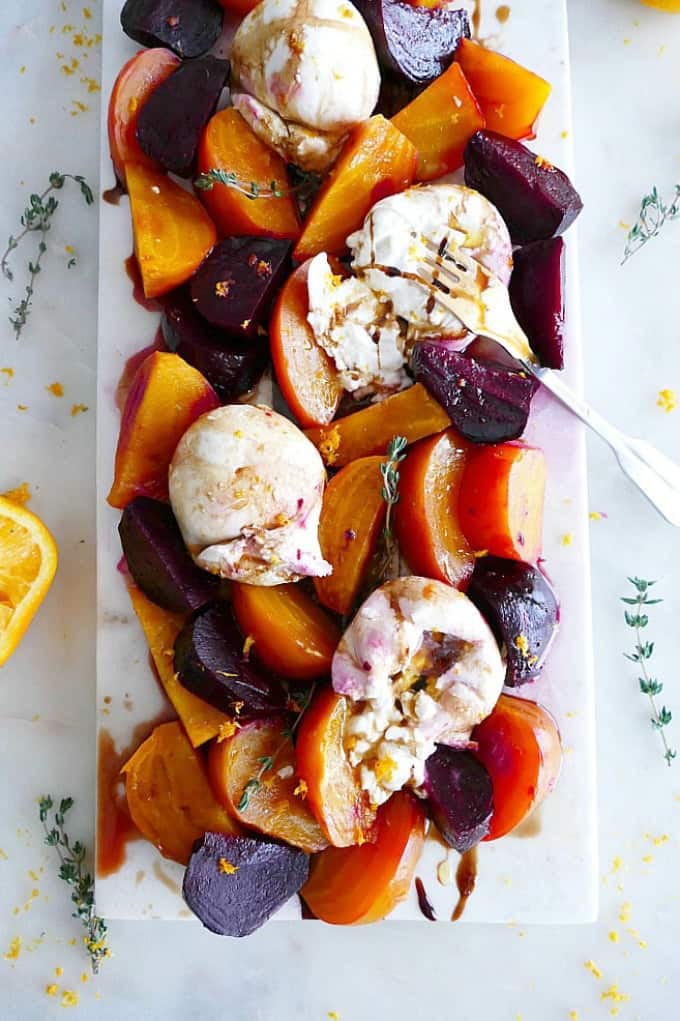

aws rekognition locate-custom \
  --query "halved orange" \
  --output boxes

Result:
[0,496,58,667]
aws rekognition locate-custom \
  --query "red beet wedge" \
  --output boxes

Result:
[174,603,287,717]
[162,289,268,400]
[121,0,224,59]
[412,341,537,444]
[136,55,229,177]
[467,556,559,687]
[190,237,292,341]
[354,0,470,85]
[464,130,582,244]
[510,238,565,370]
[183,831,309,936]
[119,496,221,614]
[424,745,494,852]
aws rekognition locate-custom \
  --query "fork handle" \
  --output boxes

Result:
[526,364,625,447]
[525,363,680,527]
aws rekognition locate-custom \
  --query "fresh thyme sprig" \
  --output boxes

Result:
[622,185,680,264]
[238,685,316,811]
[39,795,109,973]
[2,172,94,338]
[357,436,408,602]
[380,435,408,535]
[194,169,294,200]
[622,577,676,766]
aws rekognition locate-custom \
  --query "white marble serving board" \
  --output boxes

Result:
[96,0,597,923]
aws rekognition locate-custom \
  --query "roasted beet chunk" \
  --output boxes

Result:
[412,341,537,444]
[510,238,565,370]
[136,56,229,177]
[119,496,220,613]
[354,0,470,85]
[174,603,286,717]
[183,831,310,936]
[121,0,224,59]
[162,289,267,400]
[464,130,583,244]
[467,556,559,686]
[424,745,494,852]
[190,237,292,340]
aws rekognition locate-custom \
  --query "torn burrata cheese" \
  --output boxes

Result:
[231,0,381,173]
[306,183,521,398]
[306,254,409,395]
[332,577,504,805]
[348,183,514,339]
[169,405,331,586]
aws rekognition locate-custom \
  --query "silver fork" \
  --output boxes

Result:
[417,243,680,527]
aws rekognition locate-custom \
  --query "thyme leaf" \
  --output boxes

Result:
[622,577,676,765]
[237,685,316,811]
[194,169,293,200]
[38,795,109,973]
[622,185,680,264]
[2,172,94,338]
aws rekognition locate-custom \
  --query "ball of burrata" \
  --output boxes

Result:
[231,0,381,172]
[169,405,331,586]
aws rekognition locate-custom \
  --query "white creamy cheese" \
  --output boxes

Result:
[333,577,505,805]
[231,0,380,171]
[306,183,527,397]
[348,183,514,341]
[169,405,331,586]
[306,253,410,395]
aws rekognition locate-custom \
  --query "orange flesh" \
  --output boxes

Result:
[305,384,450,468]
[126,583,230,746]
[198,108,300,240]
[0,496,58,667]
[302,791,426,924]
[394,428,475,588]
[293,116,418,262]
[456,38,552,141]
[208,718,328,853]
[231,582,341,682]
[458,442,546,562]
[269,259,344,429]
[392,62,485,180]
[296,687,376,848]
[107,351,219,509]
[472,694,562,840]
[314,456,387,615]
[108,48,180,185]
[122,721,240,865]
[125,161,217,298]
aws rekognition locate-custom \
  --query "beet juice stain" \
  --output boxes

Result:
[451,845,478,921]
[415,876,437,921]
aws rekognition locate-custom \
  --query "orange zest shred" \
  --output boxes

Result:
[218,858,239,875]
[293,778,309,800]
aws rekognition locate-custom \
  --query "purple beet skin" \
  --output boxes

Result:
[174,603,287,717]
[119,496,221,614]
[162,290,268,400]
[464,130,583,244]
[354,0,470,85]
[424,745,494,852]
[183,831,309,936]
[412,341,537,444]
[121,0,224,59]
[467,556,559,687]
[510,238,565,370]
[190,237,292,340]
[136,55,229,177]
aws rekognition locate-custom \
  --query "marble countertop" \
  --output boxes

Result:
[1,1,679,1018]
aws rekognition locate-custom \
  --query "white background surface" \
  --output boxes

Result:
[0,0,679,1018]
